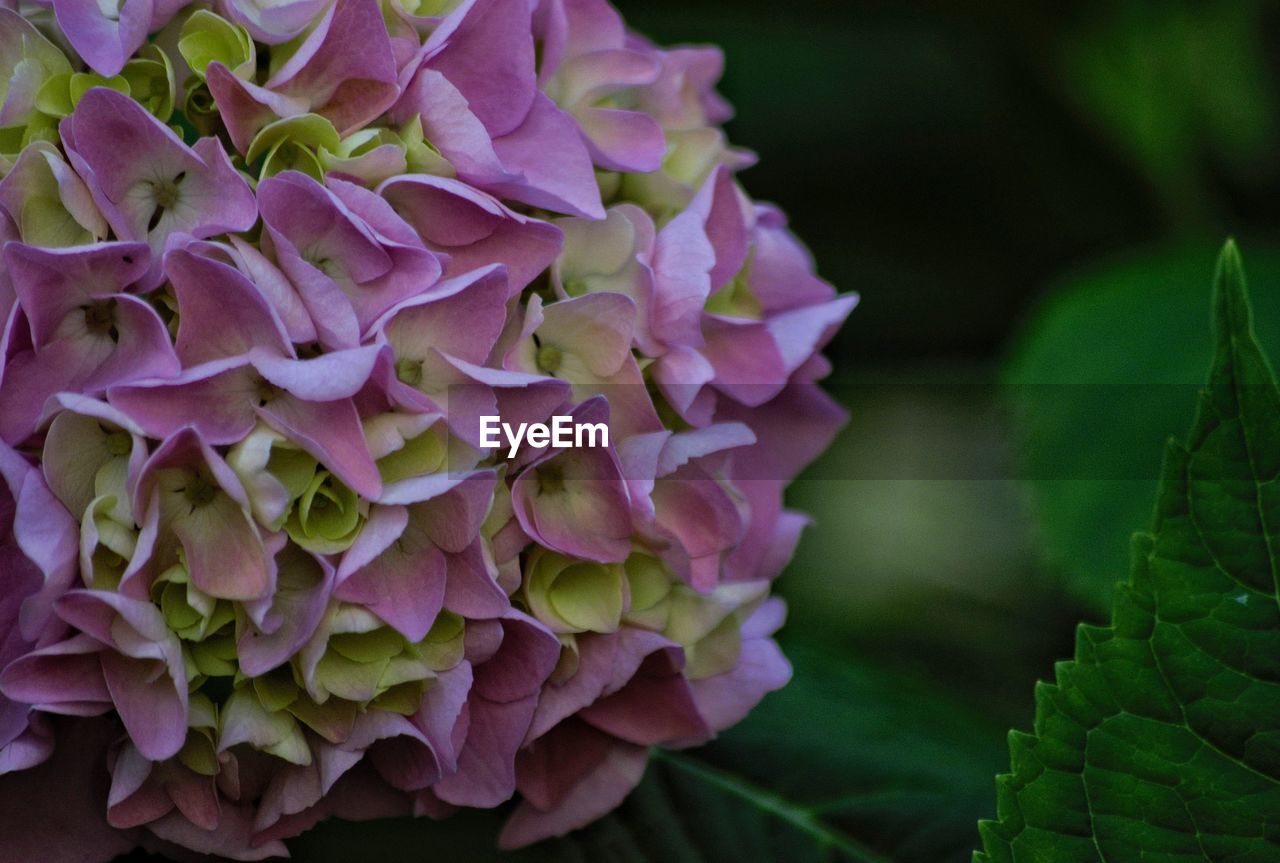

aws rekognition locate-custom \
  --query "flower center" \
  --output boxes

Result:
[148,171,186,231]
[104,430,131,456]
[256,379,281,407]
[153,178,182,210]
[83,299,119,342]
[536,344,562,375]
[395,357,424,387]
[538,462,565,495]
[184,476,217,508]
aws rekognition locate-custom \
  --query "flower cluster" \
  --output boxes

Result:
[0,0,854,859]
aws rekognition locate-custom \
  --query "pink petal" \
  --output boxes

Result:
[577,106,665,173]
[499,741,648,849]
[52,0,153,76]
[168,245,293,364]
[379,175,563,293]
[334,522,447,642]
[482,94,605,219]
[425,0,536,137]
[259,395,381,500]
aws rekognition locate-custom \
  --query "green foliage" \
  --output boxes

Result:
[1058,0,1279,227]
[1006,241,1280,612]
[287,642,1005,863]
[977,242,1280,862]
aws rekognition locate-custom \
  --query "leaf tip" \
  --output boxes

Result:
[1212,237,1252,342]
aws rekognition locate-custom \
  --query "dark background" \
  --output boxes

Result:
[610,0,1280,858]
[616,0,1280,714]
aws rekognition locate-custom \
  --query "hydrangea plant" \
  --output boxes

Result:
[0,0,854,859]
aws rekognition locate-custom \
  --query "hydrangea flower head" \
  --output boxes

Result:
[0,1,855,858]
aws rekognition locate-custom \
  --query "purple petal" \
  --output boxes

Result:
[259,395,381,501]
[377,265,510,366]
[168,245,294,364]
[253,344,381,402]
[379,175,563,293]
[651,209,715,348]
[443,541,511,619]
[435,614,559,807]
[227,236,318,344]
[0,441,79,641]
[500,741,647,848]
[534,292,636,378]
[0,634,111,712]
[690,165,750,292]
[689,634,791,731]
[265,0,399,135]
[578,106,665,173]
[482,94,605,219]
[239,547,334,676]
[424,0,536,137]
[512,447,633,564]
[62,90,256,273]
[109,361,258,446]
[578,652,708,745]
[334,524,446,642]
[205,62,310,155]
[134,428,271,601]
[222,0,330,43]
[52,0,153,76]
[5,242,150,349]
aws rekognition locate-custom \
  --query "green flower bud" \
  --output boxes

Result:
[34,71,128,119]
[252,666,301,714]
[596,168,622,203]
[221,684,312,766]
[400,115,456,177]
[154,563,235,642]
[285,470,363,554]
[0,12,72,129]
[286,693,359,745]
[319,126,408,185]
[304,605,465,712]
[663,582,768,680]
[177,693,221,775]
[178,10,255,80]
[189,632,238,679]
[228,425,319,529]
[365,413,450,484]
[247,113,342,181]
[549,633,580,684]
[418,608,467,670]
[621,127,739,220]
[622,553,674,630]
[181,78,220,137]
[704,269,762,319]
[80,495,137,591]
[385,0,463,18]
[524,549,628,634]
[121,44,176,120]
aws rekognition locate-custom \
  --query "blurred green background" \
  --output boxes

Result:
[175,2,1280,860]
[616,0,1280,859]
[616,0,1280,710]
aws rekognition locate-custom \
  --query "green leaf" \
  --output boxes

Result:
[1006,241,1280,612]
[287,642,1006,862]
[977,241,1280,862]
